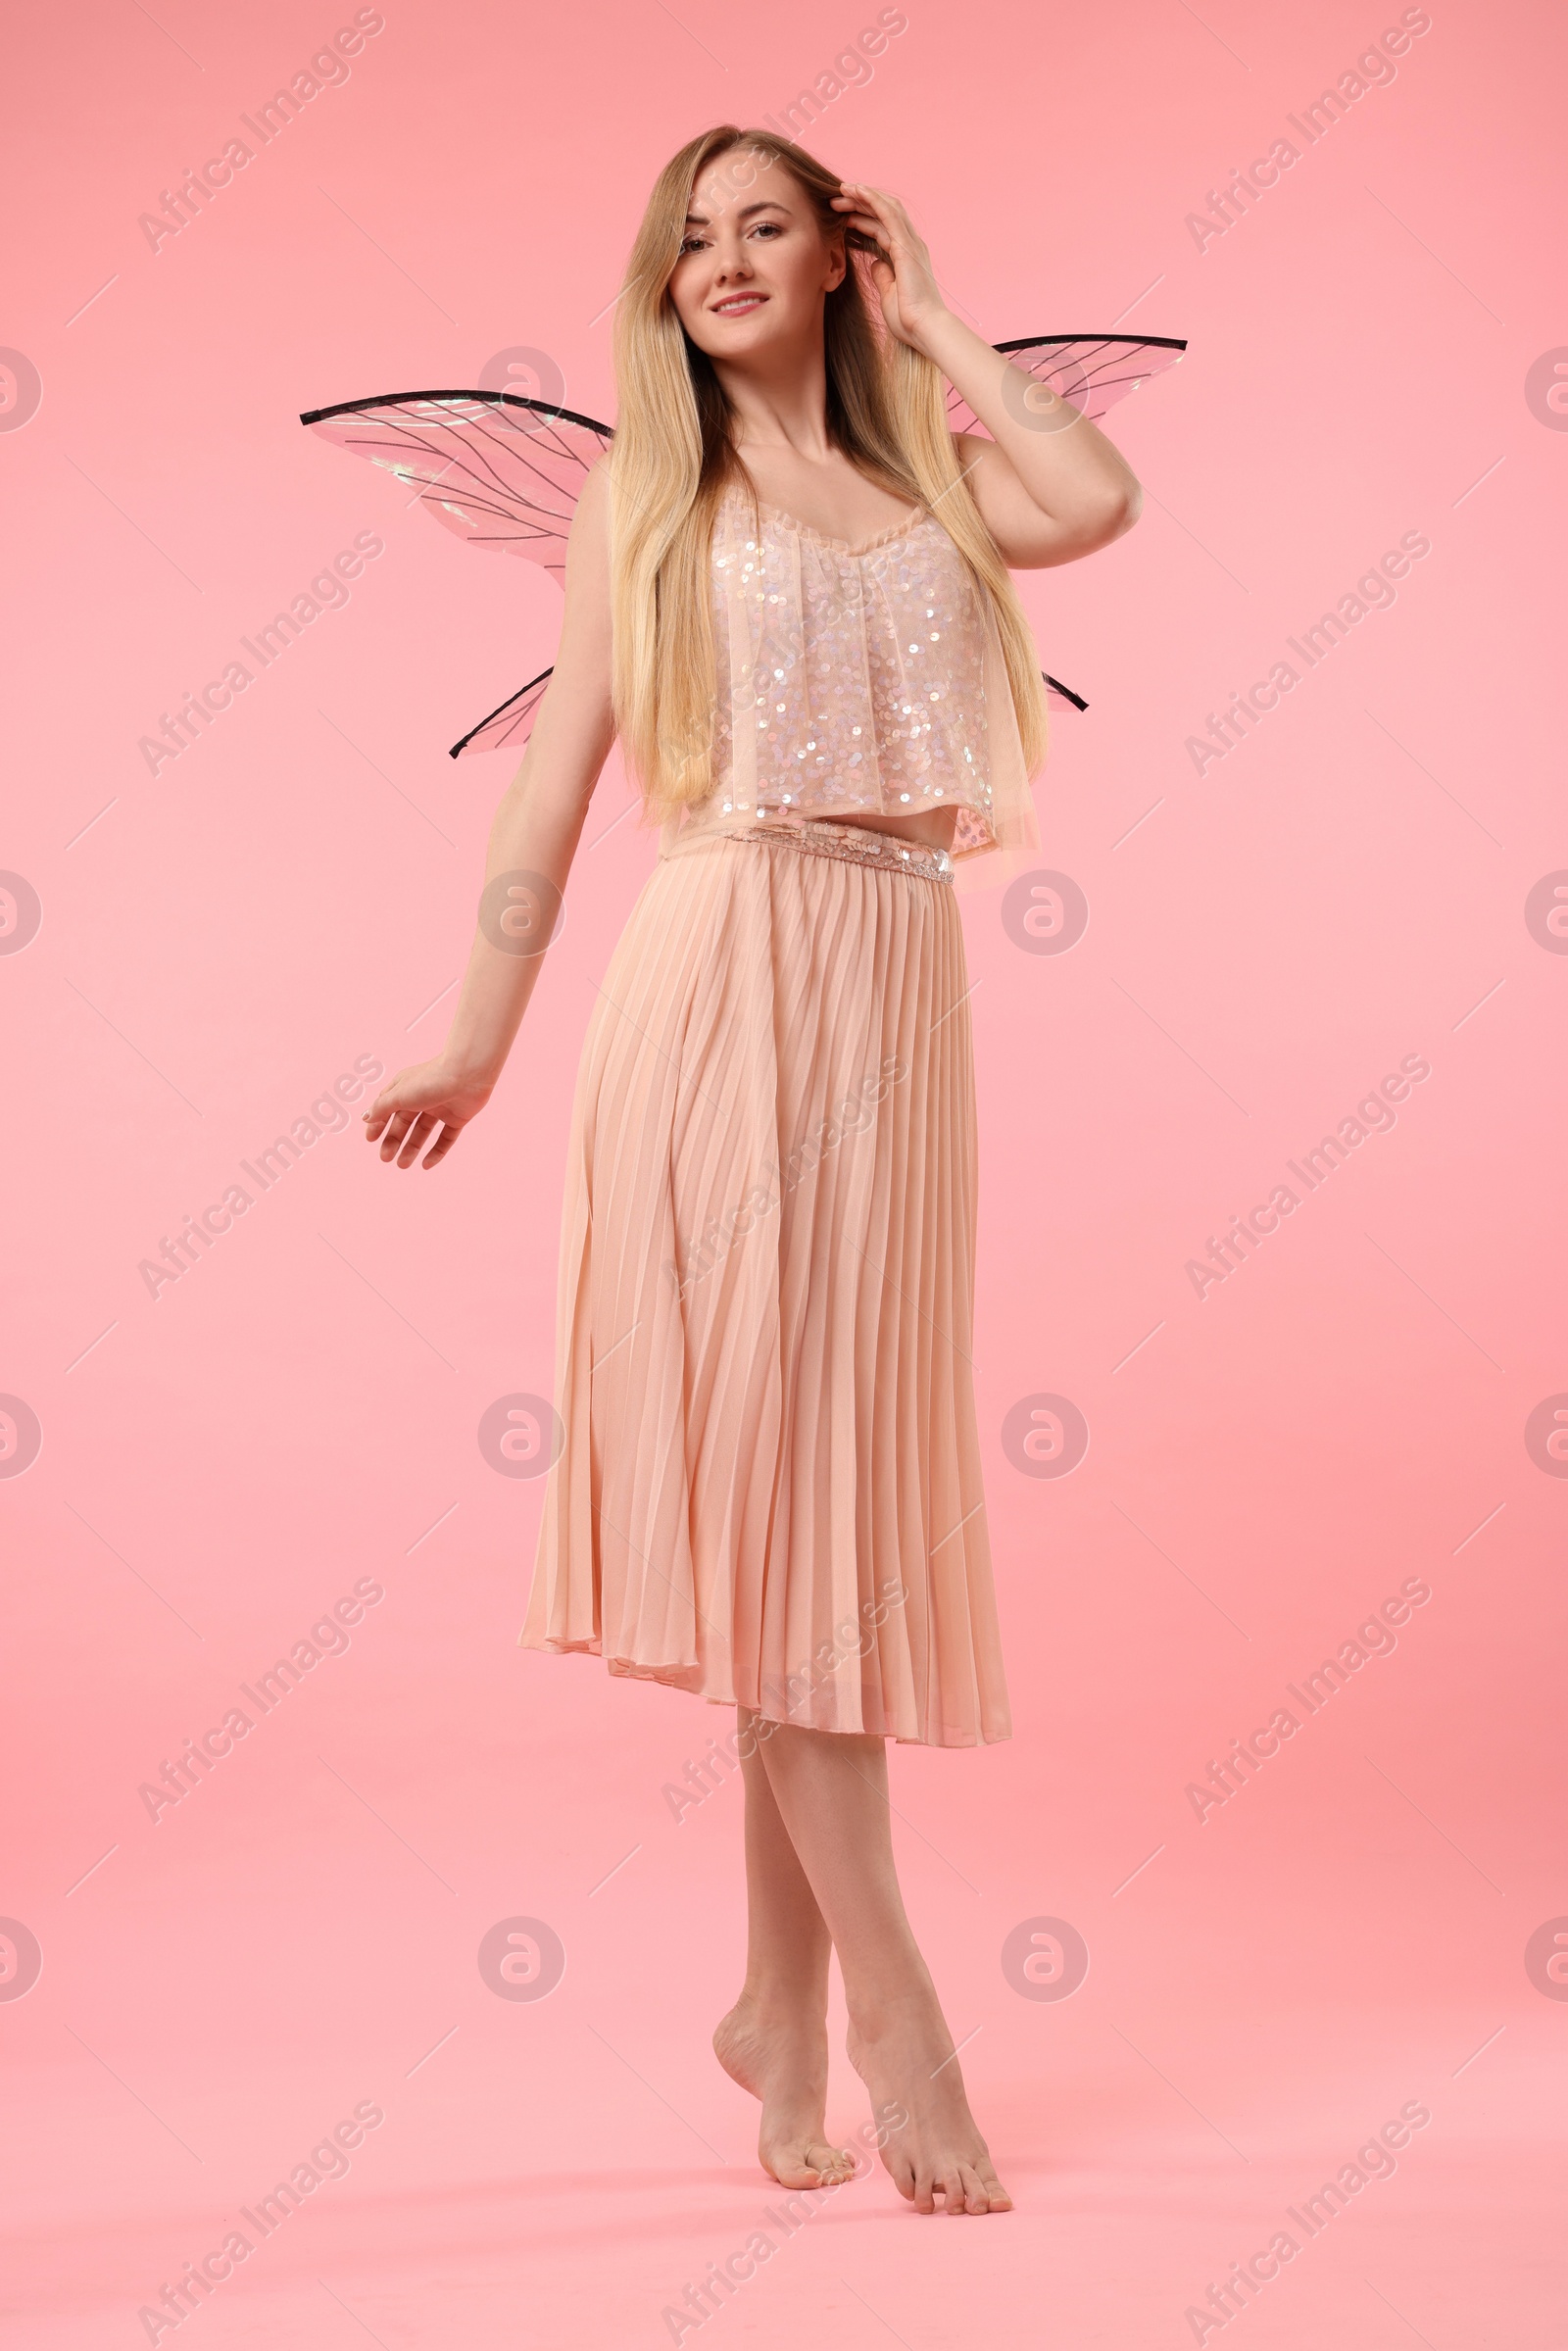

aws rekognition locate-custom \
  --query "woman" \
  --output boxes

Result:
[363,126,1142,2217]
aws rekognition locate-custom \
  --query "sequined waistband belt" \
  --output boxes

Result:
[664,811,956,885]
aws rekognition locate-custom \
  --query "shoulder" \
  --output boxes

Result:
[564,455,612,574]
[574,452,612,529]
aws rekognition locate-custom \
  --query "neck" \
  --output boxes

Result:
[714,343,833,463]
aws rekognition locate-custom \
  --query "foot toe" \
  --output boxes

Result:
[767,2138,857,2190]
[956,2161,991,2214]
[976,2159,1012,2211]
[768,2155,823,2189]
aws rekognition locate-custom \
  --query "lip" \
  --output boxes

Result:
[710,293,768,316]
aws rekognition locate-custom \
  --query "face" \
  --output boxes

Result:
[666,149,846,364]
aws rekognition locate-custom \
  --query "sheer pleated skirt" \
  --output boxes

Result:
[518,820,1011,1746]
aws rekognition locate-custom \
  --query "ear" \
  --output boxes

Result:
[822,226,849,295]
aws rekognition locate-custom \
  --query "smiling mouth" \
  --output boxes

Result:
[711,294,767,315]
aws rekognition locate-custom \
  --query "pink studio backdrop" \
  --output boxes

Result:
[3,2,1564,2344]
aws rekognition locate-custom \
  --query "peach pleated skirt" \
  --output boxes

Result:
[518,808,1011,1747]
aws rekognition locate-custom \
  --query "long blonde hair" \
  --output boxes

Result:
[608,124,1049,824]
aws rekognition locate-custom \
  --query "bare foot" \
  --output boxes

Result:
[847,1990,1012,2214]
[713,1999,857,2189]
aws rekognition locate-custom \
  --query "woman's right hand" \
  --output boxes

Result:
[363,1059,497,1169]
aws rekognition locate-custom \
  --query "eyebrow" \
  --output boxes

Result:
[683,199,790,226]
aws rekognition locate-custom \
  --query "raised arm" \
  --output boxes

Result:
[364,455,616,1169]
[830,179,1145,569]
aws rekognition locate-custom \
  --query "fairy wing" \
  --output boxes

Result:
[448,668,555,759]
[951,334,1190,727]
[300,387,612,757]
[949,335,1184,728]
[299,389,614,580]
[299,383,1102,759]
[947,334,1186,438]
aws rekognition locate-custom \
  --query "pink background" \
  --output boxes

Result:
[4,0,1565,2342]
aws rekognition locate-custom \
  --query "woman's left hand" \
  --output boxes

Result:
[830,182,948,352]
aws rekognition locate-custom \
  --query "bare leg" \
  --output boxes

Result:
[757,1719,1011,2215]
[711,1706,856,2188]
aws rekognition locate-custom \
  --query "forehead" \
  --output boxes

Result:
[685,149,800,222]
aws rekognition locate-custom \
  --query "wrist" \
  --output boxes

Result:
[906,303,956,359]
[439,1042,505,1094]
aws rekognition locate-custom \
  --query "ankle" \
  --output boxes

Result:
[845,1977,942,2041]
[732,1978,828,2025]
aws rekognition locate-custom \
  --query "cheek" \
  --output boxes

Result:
[665,266,706,331]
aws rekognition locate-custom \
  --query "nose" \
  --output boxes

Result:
[714,250,753,284]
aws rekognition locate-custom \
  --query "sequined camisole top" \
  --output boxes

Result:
[659,480,1045,892]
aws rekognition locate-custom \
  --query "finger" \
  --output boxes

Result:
[363,1080,406,1131]
[381,1109,433,1161]
[395,1111,438,1168]
[419,1121,463,1168]
[836,182,890,224]
[844,181,907,228]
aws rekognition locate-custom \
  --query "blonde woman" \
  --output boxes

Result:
[363,126,1143,2215]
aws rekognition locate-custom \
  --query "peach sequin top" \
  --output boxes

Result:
[660,480,1046,892]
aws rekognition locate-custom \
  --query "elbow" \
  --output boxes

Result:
[1071,476,1141,559]
[1101,476,1143,543]
[1053,479,1142,562]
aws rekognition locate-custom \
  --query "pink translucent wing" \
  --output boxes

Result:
[948,335,1187,439]
[449,668,553,759]
[1044,672,1088,712]
[300,390,613,581]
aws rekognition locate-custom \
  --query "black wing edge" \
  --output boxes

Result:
[300,347,1186,433]
[994,333,1188,358]
[453,664,1078,759]
[300,389,615,434]
[448,667,555,759]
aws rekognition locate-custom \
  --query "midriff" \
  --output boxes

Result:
[813,804,960,852]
